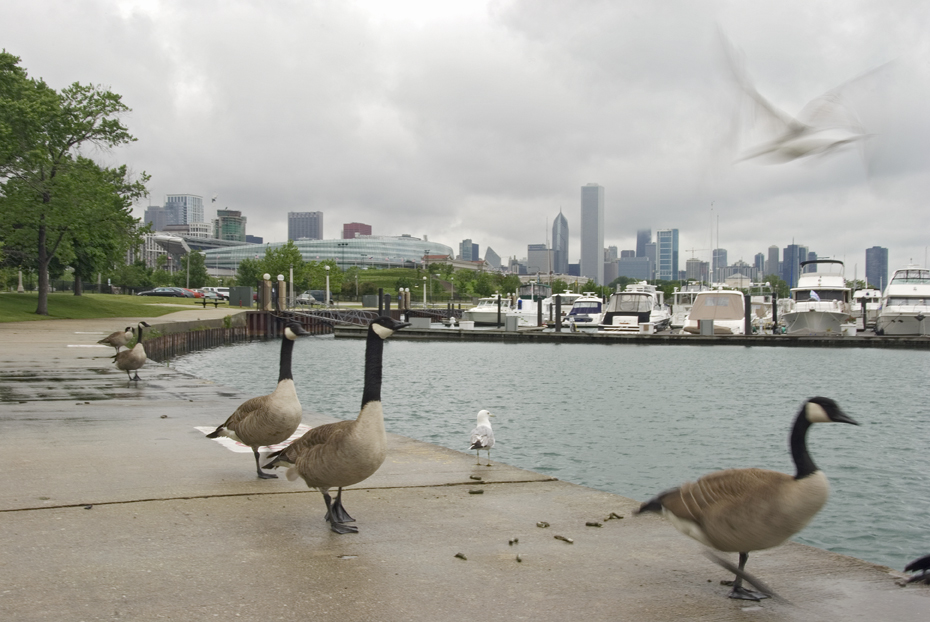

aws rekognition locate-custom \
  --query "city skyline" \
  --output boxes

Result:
[5,2,926,273]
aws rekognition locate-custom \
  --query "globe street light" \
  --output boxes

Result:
[422,276,427,307]
[325,265,331,307]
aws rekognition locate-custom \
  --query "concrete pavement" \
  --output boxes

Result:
[0,313,927,621]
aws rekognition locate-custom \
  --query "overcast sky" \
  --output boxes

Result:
[3,0,928,275]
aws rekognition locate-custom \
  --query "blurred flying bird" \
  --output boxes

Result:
[721,31,891,165]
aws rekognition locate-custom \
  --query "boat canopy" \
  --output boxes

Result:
[886,296,930,306]
[890,269,930,284]
[605,293,653,313]
[688,293,744,321]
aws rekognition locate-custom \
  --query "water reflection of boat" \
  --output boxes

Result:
[682,290,746,335]
[462,294,516,326]
[598,282,670,333]
[782,260,854,335]
[874,266,930,336]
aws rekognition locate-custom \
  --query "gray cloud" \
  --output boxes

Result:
[3,0,927,271]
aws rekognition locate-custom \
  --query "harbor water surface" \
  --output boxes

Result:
[174,337,930,571]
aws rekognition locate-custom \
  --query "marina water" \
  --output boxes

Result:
[175,337,930,571]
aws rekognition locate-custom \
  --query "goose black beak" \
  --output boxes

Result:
[286,322,310,336]
[832,411,859,426]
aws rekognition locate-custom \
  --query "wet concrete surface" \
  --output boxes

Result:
[0,314,927,621]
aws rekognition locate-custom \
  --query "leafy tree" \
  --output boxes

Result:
[235,257,263,288]
[763,274,790,298]
[0,52,145,314]
[499,273,521,294]
[177,252,209,289]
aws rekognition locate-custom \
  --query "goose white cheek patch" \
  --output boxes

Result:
[195,424,311,454]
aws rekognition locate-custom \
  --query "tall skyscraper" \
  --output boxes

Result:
[459,239,474,261]
[865,246,889,290]
[552,210,569,275]
[782,244,803,287]
[766,245,780,277]
[656,229,679,281]
[636,229,651,257]
[712,248,727,283]
[644,242,657,279]
[485,247,501,269]
[526,243,552,274]
[606,246,618,261]
[214,209,247,241]
[754,253,765,277]
[288,211,323,240]
[580,184,604,285]
[471,243,480,261]
[342,222,372,239]
[165,194,204,225]
[144,205,169,232]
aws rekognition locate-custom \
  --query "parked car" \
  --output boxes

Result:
[168,287,195,298]
[137,287,185,297]
[201,286,229,300]
[296,291,319,306]
[182,288,204,298]
[202,291,221,301]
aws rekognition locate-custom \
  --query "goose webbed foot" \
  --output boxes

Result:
[254,450,278,479]
[323,490,358,534]
[329,521,359,534]
[727,585,770,601]
[131,373,141,381]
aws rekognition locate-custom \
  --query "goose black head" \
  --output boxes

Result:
[805,396,858,425]
[284,321,309,340]
[370,316,410,340]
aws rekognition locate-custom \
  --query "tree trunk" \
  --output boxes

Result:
[36,221,49,315]
[73,275,83,296]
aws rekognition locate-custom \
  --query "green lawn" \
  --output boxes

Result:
[0,292,207,323]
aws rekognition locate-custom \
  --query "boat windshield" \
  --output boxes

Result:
[886,296,930,307]
[688,294,744,321]
[793,290,846,302]
[568,302,602,315]
[891,269,930,284]
[606,293,653,313]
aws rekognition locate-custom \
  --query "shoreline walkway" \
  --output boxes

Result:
[0,312,926,621]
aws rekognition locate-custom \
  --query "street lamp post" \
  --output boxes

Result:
[325,265,331,307]
[422,276,427,307]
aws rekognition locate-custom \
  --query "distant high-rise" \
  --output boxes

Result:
[343,222,372,239]
[644,242,656,279]
[782,244,803,287]
[165,194,204,225]
[754,253,765,276]
[766,245,780,277]
[656,229,679,282]
[865,246,889,290]
[620,250,635,258]
[636,229,651,257]
[214,209,247,242]
[471,243,480,261]
[580,184,605,285]
[288,211,323,241]
[526,244,552,274]
[245,235,263,244]
[459,239,475,261]
[712,248,727,283]
[552,210,569,274]
[144,205,169,232]
[686,258,710,283]
[485,247,501,269]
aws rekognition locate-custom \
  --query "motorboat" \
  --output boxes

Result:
[598,282,671,334]
[782,260,854,335]
[874,267,930,336]
[852,288,883,330]
[563,292,605,330]
[462,294,516,326]
[670,284,711,329]
[510,290,583,327]
[682,290,747,335]
[749,282,776,333]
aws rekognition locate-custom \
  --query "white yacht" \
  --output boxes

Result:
[681,290,747,335]
[563,292,605,330]
[782,260,854,335]
[598,282,671,334]
[875,267,930,336]
[670,284,711,329]
[749,282,776,333]
[852,288,883,330]
[462,294,516,326]
[509,290,583,327]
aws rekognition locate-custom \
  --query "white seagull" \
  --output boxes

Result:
[469,410,495,466]
[721,31,890,164]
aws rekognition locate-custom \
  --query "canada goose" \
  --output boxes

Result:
[905,554,930,584]
[98,326,133,353]
[636,396,858,600]
[469,410,495,466]
[112,322,151,381]
[207,320,309,479]
[264,316,409,534]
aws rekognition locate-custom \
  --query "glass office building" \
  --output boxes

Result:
[202,235,454,272]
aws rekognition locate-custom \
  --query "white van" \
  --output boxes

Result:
[202,287,230,300]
